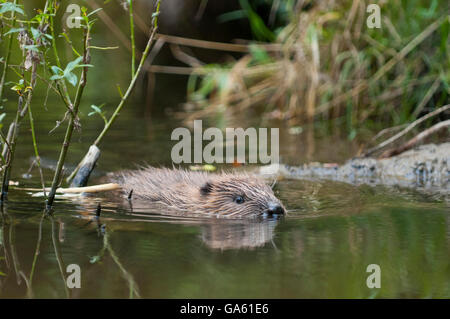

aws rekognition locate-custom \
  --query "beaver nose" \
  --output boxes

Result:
[267,202,285,215]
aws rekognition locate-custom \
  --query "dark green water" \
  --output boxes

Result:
[0,100,448,298]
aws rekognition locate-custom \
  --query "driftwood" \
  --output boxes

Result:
[19,183,120,194]
[69,145,101,187]
[364,104,449,157]
[379,119,450,158]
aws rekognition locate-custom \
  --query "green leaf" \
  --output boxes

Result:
[49,74,63,81]
[30,27,40,40]
[65,72,78,87]
[249,45,271,64]
[0,113,6,123]
[87,7,103,17]
[4,27,25,35]
[238,0,275,42]
[51,65,63,75]
[90,104,102,114]
[348,129,357,141]
[23,44,39,52]
[217,10,247,23]
[64,56,83,74]
[0,2,25,15]
[89,255,101,264]
[76,64,94,68]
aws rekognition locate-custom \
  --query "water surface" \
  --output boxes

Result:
[0,100,448,298]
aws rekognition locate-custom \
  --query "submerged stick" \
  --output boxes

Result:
[19,183,121,194]
[69,145,100,187]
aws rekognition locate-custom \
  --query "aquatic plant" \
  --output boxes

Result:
[0,0,162,208]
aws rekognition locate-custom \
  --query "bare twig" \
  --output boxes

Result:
[379,119,450,158]
[363,104,450,157]
[156,33,282,53]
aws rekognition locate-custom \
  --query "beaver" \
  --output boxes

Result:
[110,167,285,218]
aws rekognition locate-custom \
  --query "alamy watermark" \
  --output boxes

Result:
[66,264,81,289]
[366,264,381,289]
[66,4,82,29]
[366,4,381,29]
[171,120,279,165]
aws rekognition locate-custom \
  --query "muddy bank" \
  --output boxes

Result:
[260,143,449,194]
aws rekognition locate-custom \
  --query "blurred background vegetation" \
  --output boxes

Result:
[0,0,449,150]
[183,0,449,140]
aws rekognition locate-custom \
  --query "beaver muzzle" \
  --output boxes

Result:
[266,202,285,215]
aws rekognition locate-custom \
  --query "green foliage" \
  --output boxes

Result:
[50,57,93,87]
[0,112,5,129]
[0,2,24,15]
[249,44,271,64]
[4,27,24,35]
[88,104,108,125]
[218,0,275,41]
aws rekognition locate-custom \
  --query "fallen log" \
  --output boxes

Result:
[379,119,450,158]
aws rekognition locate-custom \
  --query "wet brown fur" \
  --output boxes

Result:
[110,167,285,218]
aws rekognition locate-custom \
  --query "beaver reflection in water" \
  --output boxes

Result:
[111,167,285,218]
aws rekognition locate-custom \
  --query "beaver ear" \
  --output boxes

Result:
[200,181,213,195]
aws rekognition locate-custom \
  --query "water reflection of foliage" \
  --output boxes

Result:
[89,217,141,299]
[0,206,70,298]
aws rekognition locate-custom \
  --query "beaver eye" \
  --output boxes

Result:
[234,196,244,204]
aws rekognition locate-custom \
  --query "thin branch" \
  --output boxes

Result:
[129,0,136,77]
[46,23,91,208]
[66,1,161,185]
[363,104,450,157]
[0,0,18,104]
[379,119,450,158]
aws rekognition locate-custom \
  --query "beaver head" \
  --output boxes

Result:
[198,174,285,218]
[112,167,285,219]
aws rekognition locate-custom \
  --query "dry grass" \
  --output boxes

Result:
[185,0,449,132]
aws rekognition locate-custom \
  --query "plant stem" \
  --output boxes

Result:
[129,0,136,77]
[66,1,161,184]
[28,85,46,196]
[46,27,91,208]
[103,231,141,298]
[0,0,18,105]
[1,0,50,199]
[28,212,45,297]
[93,27,157,146]
[50,215,70,298]
[49,0,61,68]
[49,0,74,111]
[1,96,22,200]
